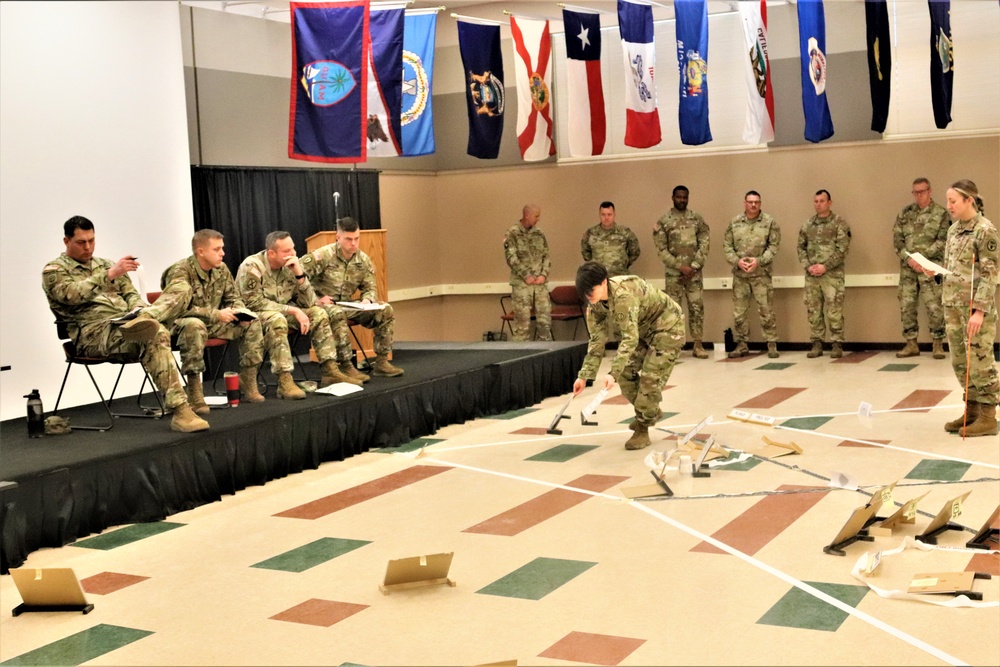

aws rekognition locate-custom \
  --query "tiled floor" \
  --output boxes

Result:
[2,349,998,666]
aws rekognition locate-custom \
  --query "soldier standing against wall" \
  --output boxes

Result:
[581,201,641,277]
[504,204,552,341]
[653,186,710,359]
[797,190,851,359]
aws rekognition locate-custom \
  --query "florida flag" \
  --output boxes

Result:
[738,0,775,144]
[509,17,556,161]
[618,0,661,149]
[562,8,605,157]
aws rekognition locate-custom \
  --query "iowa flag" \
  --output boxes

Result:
[510,16,556,161]
[562,8,605,157]
[738,0,774,144]
[618,0,660,149]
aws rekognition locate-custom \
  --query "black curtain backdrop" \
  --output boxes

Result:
[190,166,381,276]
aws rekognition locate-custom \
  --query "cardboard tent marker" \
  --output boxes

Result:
[379,552,456,594]
[822,484,897,556]
[9,568,94,615]
[756,436,803,458]
[580,388,608,426]
[868,490,930,537]
[546,396,573,435]
[966,504,1000,550]
[907,571,992,601]
[917,491,972,545]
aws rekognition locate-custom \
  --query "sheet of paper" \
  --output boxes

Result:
[580,388,608,422]
[315,382,364,396]
[336,301,387,311]
[906,251,952,276]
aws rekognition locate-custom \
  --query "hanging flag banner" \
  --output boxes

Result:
[738,0,774,144]
[458,21,505,159]
[367,6,404,157]
[401,11,436,156]
[675,0,712,146]
[865,0,891,133]
[562,8,606,157]
[618,0,661,149]
[510,16,556,161]
[928,0,953,129]
[288,0,370,162]
[796,0,834,143]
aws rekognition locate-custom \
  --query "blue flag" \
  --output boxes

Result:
[675,0,712,146]
[288,1,370,162]
[928,0,953,129]
[796,0,834,143]
[401,12,437,156]
[366,7,404,157]
[458,21,505,159]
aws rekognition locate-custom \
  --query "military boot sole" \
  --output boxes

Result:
[372,367,405,377]
[277,386,307,400]
[624,435,652,450]
[118,318,159,343]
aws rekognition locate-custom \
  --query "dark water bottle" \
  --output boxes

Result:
[25,389,44,438]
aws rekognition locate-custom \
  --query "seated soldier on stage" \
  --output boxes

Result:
[160,229,266,414]
[300,217,404,378]
[236,230,360,400]
[42,215,209,432]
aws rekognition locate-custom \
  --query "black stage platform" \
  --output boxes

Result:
[0,341,586,573]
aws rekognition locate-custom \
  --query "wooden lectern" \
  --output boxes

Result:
[306,229,388,363]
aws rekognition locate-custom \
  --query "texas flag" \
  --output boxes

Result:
[510,16,556,161]
[618,0,661,149]
[738,0,775,144]
[562,8,606,157]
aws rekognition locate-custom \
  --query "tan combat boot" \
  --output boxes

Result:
[896,339,920,358]
[959,404,998,437]
[371,355,405,377]
[320,360,362,387]
[830,342,843,359]
[944,401,978,433]
[340,360,370,383]
[767,342,779,359]
[276,371,307,400]
[240,366,265,403]
[806,341,823,358]
[692,340,709,359]
[932,339,946,360]
[170,402,210,432]
[185,374,210,415]
[728,342,749,359]
[624,422,651,450]
[119,315,159,343]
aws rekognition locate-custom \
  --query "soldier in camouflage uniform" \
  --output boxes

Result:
[653,186,710,358]
[236,231,359,400]
[581,201,641,277]
[893,178,950,359]
[504,204,552,341]
[161,229,266,413]
[572,262,686,450]
[300,216,403,378]
[42,216,209,432]
[937,180,999,437]
[724,191,781,358]
[797,190,851,358]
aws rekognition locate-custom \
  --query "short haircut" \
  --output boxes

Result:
[192,229,223,252]
[575,261,608,302]
[599,201,615,211]
[912,177,930,187]
[815,189,832,200]
[64,215,94,238]
[744,190,761,200]
[672,185,689,197]
[522,203,540,217]
[337,216,359,233]
[265,231,291,250]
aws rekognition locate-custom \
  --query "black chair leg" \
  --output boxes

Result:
[52,362,115,432]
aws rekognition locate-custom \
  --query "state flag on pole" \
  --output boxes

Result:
[458,21,505,159]
[366,6,404,157]
[928,0,953,129]
[510,16,556,161]
[288,0,370,162]
[618,0,661,149]
[865,0,891,133]
[675,0,712,146]
[401,11,436,156]
[562,8,606,157]
[796,0,834,143]
[738,0,775,144]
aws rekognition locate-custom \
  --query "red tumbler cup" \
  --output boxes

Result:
[224,371,240,407]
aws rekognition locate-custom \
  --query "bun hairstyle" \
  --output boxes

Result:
[950,179,985,214]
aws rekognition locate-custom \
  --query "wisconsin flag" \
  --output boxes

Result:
[618,0,661,149]
[288,0,370,162]
[738,0,775,144]
[796,0,834,143]
[928,0,953,129]
[458,21,505,159]
[562,8,605,157]
[865,0,891,133]
[366,6,404,158]
[510,16,556,161]
[675,0,712,146]
[401,11,436,156]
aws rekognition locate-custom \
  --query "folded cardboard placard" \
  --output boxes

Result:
[908,571,977,595]
[917,490,973,544]
[869,491,930,537]
[380,552,456,594]
[967,504,1000,549]
[10,568,93,615]
[756,436,803,458]
[824,502,880,556]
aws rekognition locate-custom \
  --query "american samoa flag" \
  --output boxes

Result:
[618,0,661,149]
[510,16,556,161]
[562,8,606,157]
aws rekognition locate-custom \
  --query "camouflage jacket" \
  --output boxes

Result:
[723,212,780,278]
[893,201,950,265]
[581,223,641,276]
[161,255,245,323]
[797,213,851,274]
[236,250,317,314]
[652,208,710,275]
[504,224,551,285]
[42,253,142,331]
[942,214,1000,313]
[300,243,378,302]
[579,275,684,381]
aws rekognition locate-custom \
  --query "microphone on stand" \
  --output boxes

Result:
[333,191,341,226]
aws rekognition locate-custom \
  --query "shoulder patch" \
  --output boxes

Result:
[988,239,997,253]
[42,264,60,272]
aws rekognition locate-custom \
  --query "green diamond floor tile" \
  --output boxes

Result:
[251,537,371,573]
[373,437,443,454]
[879,363,918,372]
[619,412,678,424]
[476,557,597,600]
[779,416,834,430]
[525,444,600,462]
[1,624,153,666]
[905,458,972,482]
[71,522,184,551]
[757,581,869,632]
[719,451,764,471]
[489,407,540,420]
[755,362,795,370]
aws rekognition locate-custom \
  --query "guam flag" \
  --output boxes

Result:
[618,0,660,149]
[366,7,404,157]
[928,0,953,129]
[562,8,605,157]
[796,0,834,143]
[865,0,892,133]
[675,0,712,146]
[458,21,505,159]
[288,1,370,162]
[401,11,436,156]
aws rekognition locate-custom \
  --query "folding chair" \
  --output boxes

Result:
[146,291,233,395]
[347,318,371,366]
[548,285,589,340]
[499,295,536,340]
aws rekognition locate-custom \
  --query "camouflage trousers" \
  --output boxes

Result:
[898,268,945,340]
[326,302,395,358]
[945,304,999,406]
[803,273,845,343]
[258,307,337,374]
[317,304,353,363]
[172,317,264,376]
[618,325,685,427]
[510,283,552,341]
[664,274,704,339]
[732,275,777,343]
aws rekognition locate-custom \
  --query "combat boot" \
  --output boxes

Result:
[340,360,370,383]
[945,401,978,433]
[185,374,210,415]
[806,341,823,358]
[932,339,946,360]
[692,340,709,359]
[727,342,749,358]
[118,315,159,343]
[959,405,998,437]
[170,402,210,433]
[896,339,920,358]
[239,366,265,403]
[624,422,651,450]
[830,342,843,359]
[276,372,306,400]
[320,360,362,387]
[371,355,405,377]
[767,342,779,359]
